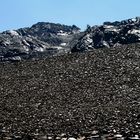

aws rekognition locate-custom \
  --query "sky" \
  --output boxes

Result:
[0,0,140,32]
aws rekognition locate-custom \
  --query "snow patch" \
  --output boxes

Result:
[23,45,30,52]
[85,34,93,43]
[131,18,137,22]
[54,46,63,50]
[128,29,140,34]
[57,30,68,36]
[60,43,67,46]
[104,25,114,29]
[7,30,19,36]
[34,47,44,52]
[22,40,30,46]
[105,28,120,33]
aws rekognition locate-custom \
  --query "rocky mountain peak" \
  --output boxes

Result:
[0,22,82,61]
[16,22,81,46]
[25,22,80,35]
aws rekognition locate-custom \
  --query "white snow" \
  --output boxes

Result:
[3,40,11,45]
[23,45,29,52]
[54,46,63,50]
[128,29,140,34]
[68,138,76,140]
[34,47,44,52]
[60,43,67,46]
[105,28,120,33]
[57,32,68,36]
[131,18,137,22]
[88,45,93,49]
[22,40,30,46]
[103,41,109,47]
[10,56,21,61]
[114,134,123,138]
[57,30,68,36]
[7,30,19,36]
[104,25,120,32]
[85,34,93,43]
[129,135,140,140]
[87,38,93,43]
[104,25,114,29]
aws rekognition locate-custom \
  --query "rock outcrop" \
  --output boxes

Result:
[0,23,81,61]
[71,17,140,52]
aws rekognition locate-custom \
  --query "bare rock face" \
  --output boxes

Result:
[17,22,80,46]
[1,17,140,62]
[0,23,81,62]
[0,33,49,61]
[71,17,140,52]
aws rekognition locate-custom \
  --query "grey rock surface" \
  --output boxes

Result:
[0,23,81,61]
[71,17,140,52]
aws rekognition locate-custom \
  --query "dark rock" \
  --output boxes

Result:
[17,22,80,46]
[71,17,140,52]
[0,22,81,62]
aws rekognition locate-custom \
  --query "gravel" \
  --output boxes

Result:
[0,43,140,139]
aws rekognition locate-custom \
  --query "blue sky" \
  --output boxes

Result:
[0,0,140,32]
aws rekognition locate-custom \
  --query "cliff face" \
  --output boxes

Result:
[0,22,81,61]
[71,17,140,52]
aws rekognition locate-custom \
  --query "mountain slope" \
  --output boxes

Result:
[0,43,140,139]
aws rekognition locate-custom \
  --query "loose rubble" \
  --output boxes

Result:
[0,43,140,139]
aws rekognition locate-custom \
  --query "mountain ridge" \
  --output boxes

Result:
[0,22,81,61]
[1,17,140,62]
[72,17,140,52]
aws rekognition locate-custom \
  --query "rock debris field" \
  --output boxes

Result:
[0,44,140,139]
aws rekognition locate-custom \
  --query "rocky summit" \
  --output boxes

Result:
[0,22,81,61]
[71,17,140,52]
